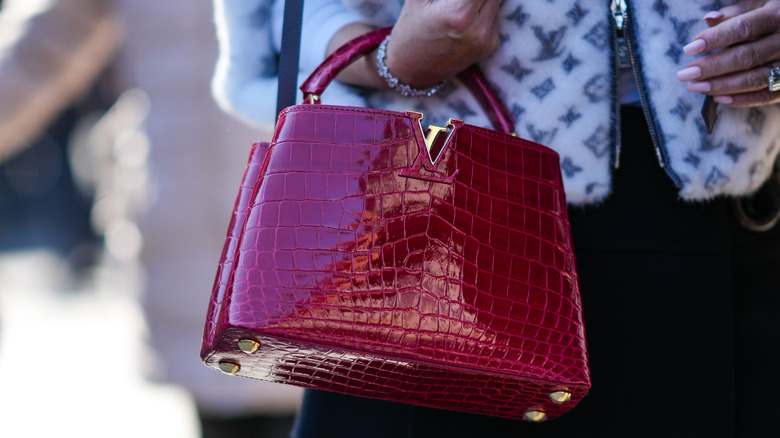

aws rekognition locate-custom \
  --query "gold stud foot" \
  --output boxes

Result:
[523,410,547,422]
[218,361,240,375]
[238,339,261,353]
[549,390,572,404]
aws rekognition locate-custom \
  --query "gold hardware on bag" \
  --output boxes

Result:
[423,124,450,151]
[523,410,547,422]
[408,111,459,166]
[238,339,261,353]
[549,390,573,403]
[218,361,241,374]
[307,94,321,104]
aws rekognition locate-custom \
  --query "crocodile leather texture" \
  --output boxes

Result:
[202,28,590,421]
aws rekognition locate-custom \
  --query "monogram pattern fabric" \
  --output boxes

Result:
[213,0,780,204]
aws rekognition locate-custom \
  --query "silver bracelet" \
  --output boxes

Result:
[375,35,443,97]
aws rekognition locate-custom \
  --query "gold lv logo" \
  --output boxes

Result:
[408,112,459,166]
[400,111,462,184]
[423,125,450,150]
[422,124,452,166]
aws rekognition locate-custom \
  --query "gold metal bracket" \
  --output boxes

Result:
[549,390,573,404]
[523,410,548,422]
[218,361,240,375]
[238,339,261,354]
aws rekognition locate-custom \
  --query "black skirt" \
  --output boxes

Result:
[291,107,780,438]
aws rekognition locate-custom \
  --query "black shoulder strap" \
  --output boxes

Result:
[276,0,305,115]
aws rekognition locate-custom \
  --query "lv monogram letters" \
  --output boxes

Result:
[408,111,459,167]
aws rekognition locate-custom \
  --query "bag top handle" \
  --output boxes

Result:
[299,27,516,135]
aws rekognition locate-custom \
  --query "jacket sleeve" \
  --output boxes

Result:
[211,0,279,127]
[0,0,123,163]
[211,0,368,128]
[269,0,362,75]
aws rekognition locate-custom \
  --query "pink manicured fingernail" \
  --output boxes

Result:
[714,95,733,104]
[684,39,707,56]
[703,11,724,21]
[677,66,702,81]
[687,81,711,93]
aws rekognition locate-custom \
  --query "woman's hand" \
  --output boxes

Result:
[328,0,501,90]
[385,0,502,88]
[677,0,780,107]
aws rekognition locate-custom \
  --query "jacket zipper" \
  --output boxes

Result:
[610,0,683,185]
[610,0,626,169]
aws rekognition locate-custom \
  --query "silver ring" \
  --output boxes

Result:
[769,67,780,92]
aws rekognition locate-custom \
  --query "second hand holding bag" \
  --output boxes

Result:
[202,26,590,422]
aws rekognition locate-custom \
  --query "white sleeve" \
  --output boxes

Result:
[271,0,363,74]
[211,0,279,127]
[212,0,368,128]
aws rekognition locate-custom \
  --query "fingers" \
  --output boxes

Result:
[679,1,780,107]
[701,3,747,27]
[703,10,726,27]
[710,88,780,107]
[687,63,780,108]
[686,2,778,55]
[687,33,780,79]
[687,65,774,95]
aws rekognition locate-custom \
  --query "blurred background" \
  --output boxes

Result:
[0,0,302,436]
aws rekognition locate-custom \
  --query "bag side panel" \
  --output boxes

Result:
[201,142,271,355]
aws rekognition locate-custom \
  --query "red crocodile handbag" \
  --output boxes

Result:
[201,27,590,422]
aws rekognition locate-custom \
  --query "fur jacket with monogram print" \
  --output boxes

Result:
[212,0,780,205]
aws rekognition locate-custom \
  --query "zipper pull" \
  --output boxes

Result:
[611,0,631,69]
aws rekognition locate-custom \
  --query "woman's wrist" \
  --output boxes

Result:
[375,34,443,97]
[326,23,445,94]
